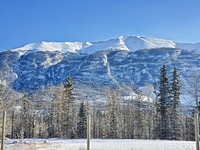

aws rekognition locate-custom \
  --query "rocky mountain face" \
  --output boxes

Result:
[0,36,200,101]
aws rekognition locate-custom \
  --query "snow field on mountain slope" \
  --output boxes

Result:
[11,35,196,55]
[122,36,176,51]
[6,139,196,150]
[11,42,84,53]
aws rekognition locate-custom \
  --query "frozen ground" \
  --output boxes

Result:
[5,139,196,150]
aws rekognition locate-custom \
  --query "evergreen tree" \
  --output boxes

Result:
[61,76,76,138]
[171,67,181,140]
[64,76,76,138]
[158,64,171,139]
[53,76,76,138]
[77,101,87,138]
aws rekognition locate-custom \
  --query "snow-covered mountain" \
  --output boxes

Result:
[10,35,200,55]
[0,35,200,101]
[9,35,200,55]
[7,36,178,54]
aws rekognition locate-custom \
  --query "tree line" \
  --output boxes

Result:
[0,65,197,140]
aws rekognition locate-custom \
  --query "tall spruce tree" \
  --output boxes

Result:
[171,67,181,140]
[77,101,87,138]
[158,64,171,139]
[63,76,76,138]
[56,76,76,138]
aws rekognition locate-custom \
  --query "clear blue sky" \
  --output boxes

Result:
[0,0,200,51]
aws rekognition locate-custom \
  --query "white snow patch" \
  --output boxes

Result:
[5,139,196,150]
[103,53,120,86]
[124,92,154,103]
[0,80,7,85]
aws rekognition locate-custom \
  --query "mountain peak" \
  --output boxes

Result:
[116,35,176,51]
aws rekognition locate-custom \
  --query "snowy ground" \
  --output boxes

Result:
[5,139,196,150]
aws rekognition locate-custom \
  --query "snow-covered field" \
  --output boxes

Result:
[5,139,196,150]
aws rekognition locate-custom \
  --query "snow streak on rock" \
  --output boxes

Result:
[103,52,120,87]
